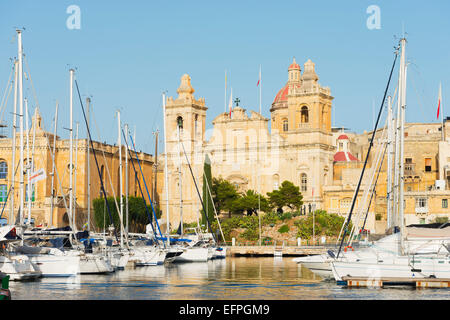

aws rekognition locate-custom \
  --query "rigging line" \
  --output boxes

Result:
[409,64,436,120]
[23,55,40,111]
[90,107,127,232]
[127,132,164,239]
[409,71,430,122]
[0,66,14,125]
[74,79,119,243]
[121,129,164,247]
[0,161,20,219]
[39,114,73,237]
[348,112,389,242]
[361,141,388,231]
[0,80,13,128]
[179,140,218,244]
[336,49,399,259]
[203,170,226,243]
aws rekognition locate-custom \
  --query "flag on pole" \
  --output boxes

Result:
[437,83,442,120]
[228,87,233,117]
[28,168,46,184]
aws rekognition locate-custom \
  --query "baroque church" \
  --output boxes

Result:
[161,58,339,228]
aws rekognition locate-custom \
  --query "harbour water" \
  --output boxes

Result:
[9,257,450,300]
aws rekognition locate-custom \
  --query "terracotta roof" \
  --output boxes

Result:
[337,134,349,140]
[289,61,300,70]
[334,151,358,162]
[273,84,289,104]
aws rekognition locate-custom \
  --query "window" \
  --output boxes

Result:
[425,158,432,172]
[301,173,307,192]
[0,161,7,179]
[0,184,7,202]
[443,199,448,209]
[176,116,184,130]
[194,114,198,134]
[416,198,427,208]
[282,119,288,132]
[301,106,309,123]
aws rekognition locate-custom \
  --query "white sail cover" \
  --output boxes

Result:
[406,226,450,239]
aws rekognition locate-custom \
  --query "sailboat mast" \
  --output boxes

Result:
[386,96,393,230]
[124,123,129,235]
[17,30,24,226]
[177,121,183,235]
[49,101,58,227]
[398,38,407,254]
[73,122,79,229]
[10,60,18,225]
[86,97,91,231]
[118,110,124,248]
[25,98,31,224]
[69,69,74,231]
[162,92,170,244]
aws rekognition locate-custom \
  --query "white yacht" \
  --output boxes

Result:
[0,226,41,281]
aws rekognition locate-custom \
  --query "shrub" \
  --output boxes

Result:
[294,210,349,240]
[278,224,289,233]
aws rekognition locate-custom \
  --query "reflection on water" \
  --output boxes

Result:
[8,257,450,300]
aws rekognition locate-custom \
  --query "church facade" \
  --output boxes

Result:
[160,57,450,233]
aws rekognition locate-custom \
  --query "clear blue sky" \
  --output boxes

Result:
[0,0,449,154]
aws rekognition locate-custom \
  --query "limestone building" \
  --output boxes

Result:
[160,57,450,234]
[0,108,154,229]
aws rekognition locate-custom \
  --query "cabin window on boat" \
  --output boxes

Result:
[442,199,448,209]
[424,158,432,172]
[0,184,6,202]
[0,161,7,179]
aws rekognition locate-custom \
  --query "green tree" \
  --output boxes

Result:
[201,154,215,228]
[92,196,156,233]
[231,190,269,216]
[267,180,303,214]
[211,178,240,218]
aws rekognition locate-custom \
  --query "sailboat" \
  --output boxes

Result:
[330,37,450,283]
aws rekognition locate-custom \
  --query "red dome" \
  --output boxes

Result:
[334,151,358,162]
[337,134,349,140]
[273,84,289,104]
[289,61,300,70]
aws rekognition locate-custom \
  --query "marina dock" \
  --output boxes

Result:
[341,277,450,288]
[227,245,327,257]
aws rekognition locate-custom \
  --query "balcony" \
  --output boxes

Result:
[415,205,428,215]
[404,163,415,176]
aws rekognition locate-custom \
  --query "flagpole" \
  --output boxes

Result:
[440,83,444,141]
[258,65,261,246]
[224,70,227,114]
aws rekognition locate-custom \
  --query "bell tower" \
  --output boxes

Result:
[162,74,207,229]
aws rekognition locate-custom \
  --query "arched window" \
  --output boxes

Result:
[301,106,309,123]
[273,174,280,190]
[0,161,7,179]
[0,184,7,202]
[176,116,184,130]
[282,119,288,132]
[301,173,307,192]
[194,114,198,135]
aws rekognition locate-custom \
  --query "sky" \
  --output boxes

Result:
[0,0,449,155]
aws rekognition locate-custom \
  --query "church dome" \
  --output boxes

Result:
[273,84,289,104]
[337,134,349,140]
[288,59,301,70]
[334,151,358,162]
